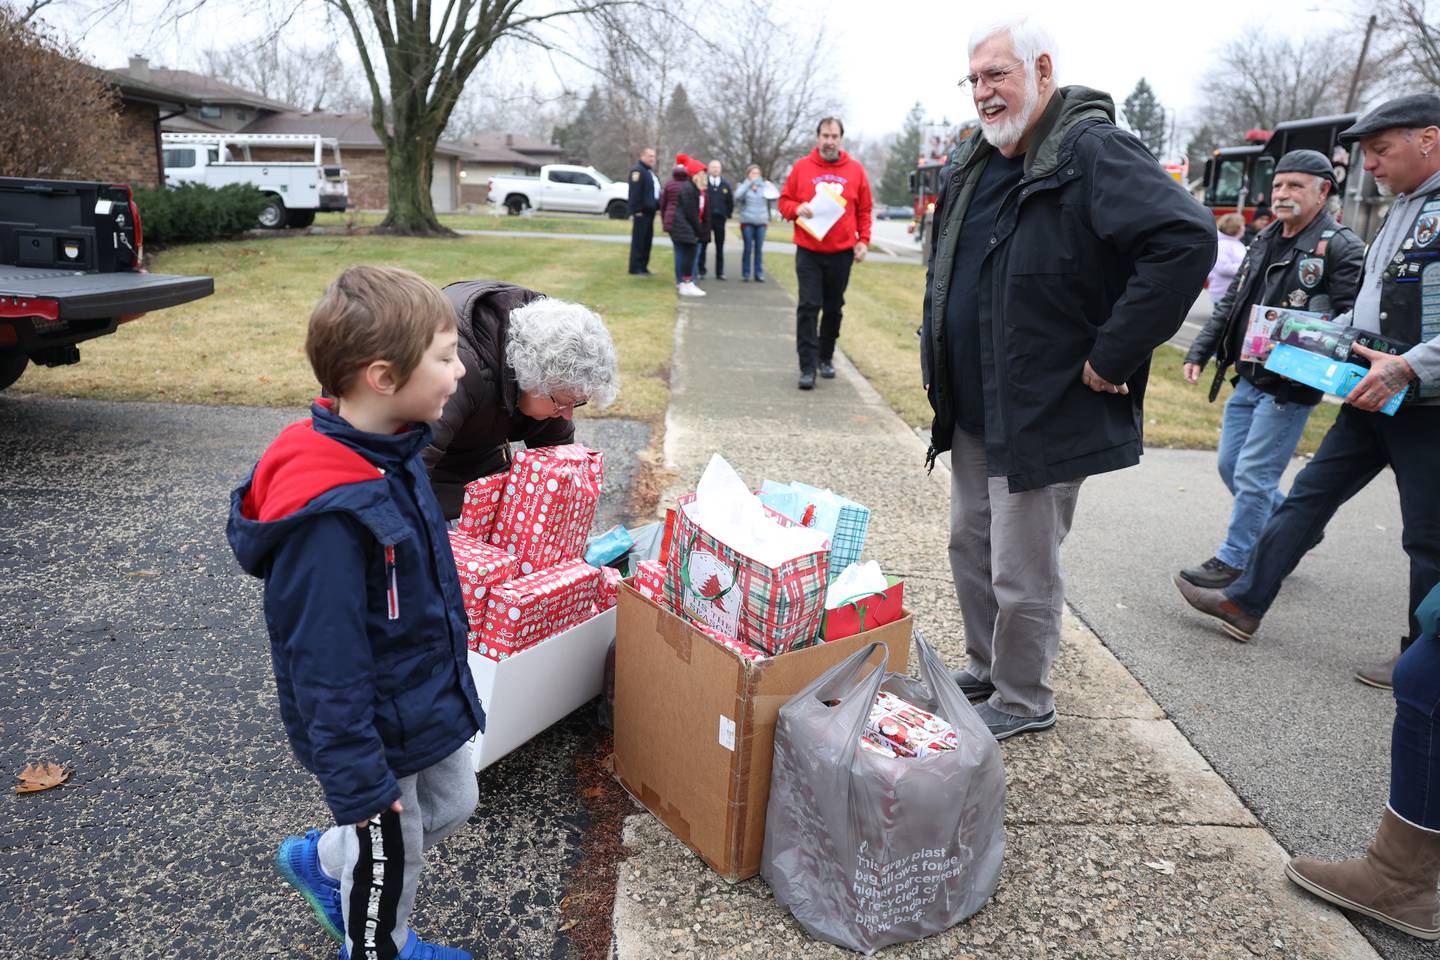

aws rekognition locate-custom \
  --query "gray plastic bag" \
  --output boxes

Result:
[760,632,1006,954]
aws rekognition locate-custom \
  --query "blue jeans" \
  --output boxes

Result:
[1213,378,1314,569]
[1226,405,1440,648]
[741,223,767,279]
[1391,584,1440,828]
[672,241,696,284]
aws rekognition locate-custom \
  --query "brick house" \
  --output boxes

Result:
[108,59,488,213]
[98,69,199,188]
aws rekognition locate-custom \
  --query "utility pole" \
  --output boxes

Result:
[1345,14,1378,113]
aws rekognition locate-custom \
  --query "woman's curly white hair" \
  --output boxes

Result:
[504,297,620,407]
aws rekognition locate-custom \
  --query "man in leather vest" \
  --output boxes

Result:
[1178,150,1364,590]
[1176,94,1440,691]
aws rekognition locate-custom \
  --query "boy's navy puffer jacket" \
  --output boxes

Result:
[227,399,484,825]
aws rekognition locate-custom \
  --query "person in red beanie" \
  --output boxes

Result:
[660,154,709,297]
[778,117,873,390]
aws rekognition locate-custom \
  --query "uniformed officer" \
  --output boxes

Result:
[1178,148,1364,590]
[697,160,733,281]
[1176,95,1440,694]
[628,147,660,276]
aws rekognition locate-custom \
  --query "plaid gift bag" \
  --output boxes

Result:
[761,481,870,583]
[663,492,829,656]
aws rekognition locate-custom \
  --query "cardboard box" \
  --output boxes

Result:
[613,581,912,881]
[468,606,615,771]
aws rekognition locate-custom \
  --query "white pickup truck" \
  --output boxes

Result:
[161,133,348,229]
[487,164,630,219]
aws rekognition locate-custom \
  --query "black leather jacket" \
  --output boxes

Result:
[1186,210,1364,405]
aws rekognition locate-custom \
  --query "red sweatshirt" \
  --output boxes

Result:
[778,148,873,254]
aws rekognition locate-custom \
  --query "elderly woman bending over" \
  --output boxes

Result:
[423,279,620,518]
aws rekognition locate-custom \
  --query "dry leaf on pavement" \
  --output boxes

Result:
[15,762,71,793]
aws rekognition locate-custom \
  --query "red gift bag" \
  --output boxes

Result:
[822,577,905,642]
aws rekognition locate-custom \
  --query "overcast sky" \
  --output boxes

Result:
[49,0,1367,156]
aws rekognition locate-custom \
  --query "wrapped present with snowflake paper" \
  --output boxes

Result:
[471,558,601,661]
[457,473,508,541]
[448,530,519,622]
[699,626,767,663]
[596,566,624,612]
[633,559,668,609]
[488,444,604,576]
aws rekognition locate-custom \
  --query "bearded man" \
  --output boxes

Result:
[919,15,1215,739]
[1178,150,1364,592]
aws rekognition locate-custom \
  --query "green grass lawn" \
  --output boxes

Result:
[12,234,673,420]
[773,259,1339,455]
[313,211,634,236]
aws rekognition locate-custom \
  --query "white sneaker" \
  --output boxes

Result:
[678,281,706,297]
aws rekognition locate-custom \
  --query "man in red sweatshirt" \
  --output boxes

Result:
[778,117,874,390]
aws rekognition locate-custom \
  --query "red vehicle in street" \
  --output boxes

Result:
[1200,112,1384,240]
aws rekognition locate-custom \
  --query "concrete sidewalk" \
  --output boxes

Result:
[609,274,1379,958]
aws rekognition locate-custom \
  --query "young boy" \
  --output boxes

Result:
[227,266,482,960]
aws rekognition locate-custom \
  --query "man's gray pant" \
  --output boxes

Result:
[317,742,478,959]
[949,426,1082,717]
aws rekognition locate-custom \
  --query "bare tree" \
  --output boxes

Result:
[0,5,123,179]
[581,0,699,177]
[1371,0,1440,88]
[697,0,839,180]
[263,0,621,236]
[1195,29,1378,142]
[201,33,366,112]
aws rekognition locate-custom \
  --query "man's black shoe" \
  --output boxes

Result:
[798,370,816,390]
[818,361,836,379]
[715,274,727,281]
[1178,556,1243,589]
[950,669,995,701]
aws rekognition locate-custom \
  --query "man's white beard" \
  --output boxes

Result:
[979,72,1040,151]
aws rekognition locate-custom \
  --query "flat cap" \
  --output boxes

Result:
[1339,94,1440,143]
[1275,149,1335,183]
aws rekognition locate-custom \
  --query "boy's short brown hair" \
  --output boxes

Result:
[305,265,456,398]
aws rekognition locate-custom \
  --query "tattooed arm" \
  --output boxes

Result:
[1345,344,1416,412]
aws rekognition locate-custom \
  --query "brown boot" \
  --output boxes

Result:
[1285,808,1440,940]
[1172,574,1260,641]
[1355,652,1400,690]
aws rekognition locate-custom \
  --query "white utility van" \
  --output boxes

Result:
[161,133,348,228]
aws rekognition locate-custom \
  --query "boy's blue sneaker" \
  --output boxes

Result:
[340,930,472,960]
[276,829,344,943]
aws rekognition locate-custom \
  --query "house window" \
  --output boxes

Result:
[199,104,222,119]
[236,109,249,120]
[163,148,195,169]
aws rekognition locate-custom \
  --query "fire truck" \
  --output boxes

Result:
[907,121,979,262]
[1200,111,1386,241]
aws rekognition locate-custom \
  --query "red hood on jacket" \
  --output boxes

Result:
[241,404,383,523]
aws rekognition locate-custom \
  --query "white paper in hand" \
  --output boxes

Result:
[796,183,845,241]
[686,454,830,567]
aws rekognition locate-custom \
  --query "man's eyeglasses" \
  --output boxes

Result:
[549,394,588,413]
[958,60,1026,91]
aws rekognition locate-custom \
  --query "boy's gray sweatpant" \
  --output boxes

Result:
[316,742,477,959]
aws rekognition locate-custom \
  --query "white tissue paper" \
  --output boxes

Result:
[825,560,888,609]
[684,454,830,568]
